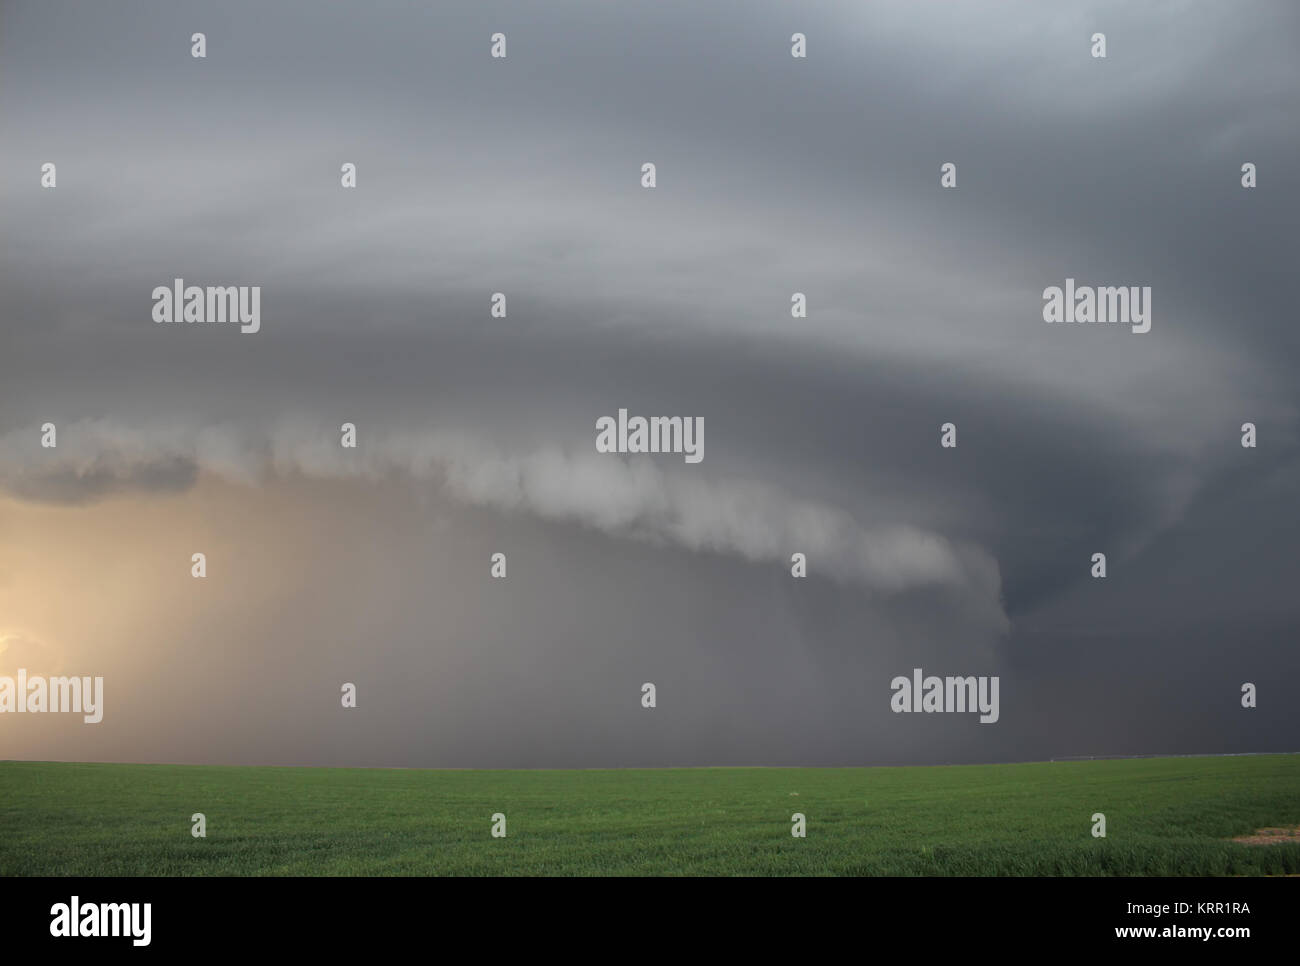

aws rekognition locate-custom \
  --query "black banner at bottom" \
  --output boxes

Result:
[2,875,1283,953]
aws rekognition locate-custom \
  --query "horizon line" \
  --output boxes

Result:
[2,750,1297,772]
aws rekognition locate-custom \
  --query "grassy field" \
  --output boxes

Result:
[2,755,1299,875]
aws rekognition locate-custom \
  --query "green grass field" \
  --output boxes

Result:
[2,755,1299,875]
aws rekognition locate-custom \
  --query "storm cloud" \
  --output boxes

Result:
[0,0,1296,767]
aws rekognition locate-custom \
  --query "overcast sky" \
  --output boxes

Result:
[1,0,1297,767]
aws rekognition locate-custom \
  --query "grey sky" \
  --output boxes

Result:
[1,0,1296,767]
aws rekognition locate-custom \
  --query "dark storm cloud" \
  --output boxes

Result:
[1,0,1297,765]
[3,454,197,505]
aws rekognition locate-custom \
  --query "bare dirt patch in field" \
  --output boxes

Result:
[1232,826,1300,845]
